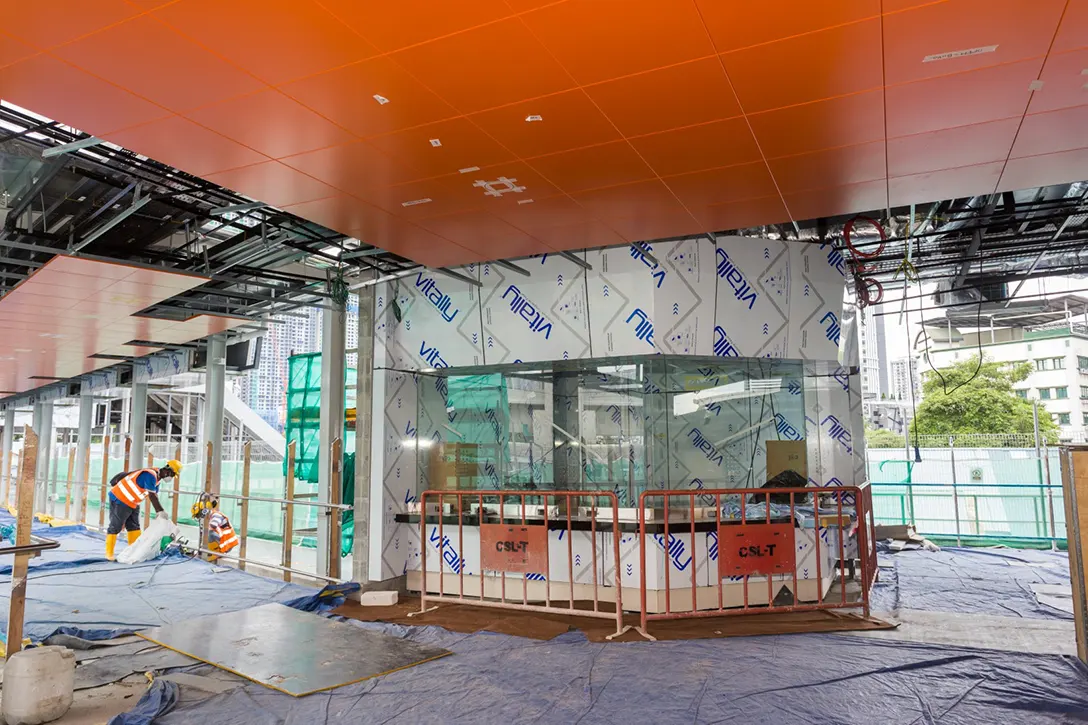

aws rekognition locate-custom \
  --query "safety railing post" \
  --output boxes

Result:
[98,435,110,530]
[239,441,251,572]
[1044,444,1058,548]
[170,444,181,523]
[950,436,961,546]
[282,440,296,583]
[328,438,342,580]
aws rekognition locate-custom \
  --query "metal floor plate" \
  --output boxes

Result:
[136,603,451,696]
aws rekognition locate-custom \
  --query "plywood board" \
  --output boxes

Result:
[137,603,450,696]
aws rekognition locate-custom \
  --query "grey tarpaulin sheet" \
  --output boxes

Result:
[871,545,1073,620]
[150,621,1088,724]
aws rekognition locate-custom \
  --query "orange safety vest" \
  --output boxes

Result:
[210,512,239,553]
[109,468,158,509]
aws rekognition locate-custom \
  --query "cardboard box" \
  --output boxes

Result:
[766,440,807,479]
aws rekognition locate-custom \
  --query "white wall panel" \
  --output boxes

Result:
[713,236,791,358]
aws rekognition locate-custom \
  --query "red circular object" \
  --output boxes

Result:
[844,215,886,260]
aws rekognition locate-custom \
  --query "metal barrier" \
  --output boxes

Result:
[637,484,875,640]
[410,490,628,639]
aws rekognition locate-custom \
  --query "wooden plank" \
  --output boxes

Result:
[239,441,251,572]
[64,444,75,520]
[6,426,37,658]
[123,436,131,471]
[283,441,296,583]
[98,435,110,530]
[328,438,342,580]
[1064,446,1088,664]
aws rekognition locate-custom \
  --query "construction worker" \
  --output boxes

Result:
[105,460,181,561]
[191,492,239,558]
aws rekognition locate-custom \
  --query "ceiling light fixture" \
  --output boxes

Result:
[517,199,534,205]
[458,166,480,174]
[402,198,432,207]
[525,114,543,122]
[1028,80,1044,91]
[429,138,442,147]
[373,94,390,105]
[922,45,997,62]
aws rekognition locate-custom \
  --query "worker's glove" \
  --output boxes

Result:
[156,511,171,521]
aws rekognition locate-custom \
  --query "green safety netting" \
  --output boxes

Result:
[285,352,356,556]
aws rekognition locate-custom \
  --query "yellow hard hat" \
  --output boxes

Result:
[165,460,182,476]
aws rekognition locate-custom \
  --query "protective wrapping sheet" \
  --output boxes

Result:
[151,622,1088,724]
[871,545,1073,620]
[0,527,355,642]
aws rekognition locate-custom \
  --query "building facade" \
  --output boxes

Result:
[889,356,921,403]
[924,326,1088,439]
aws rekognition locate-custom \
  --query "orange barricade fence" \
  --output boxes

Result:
[637,484,876,640]
[410,490,629,639]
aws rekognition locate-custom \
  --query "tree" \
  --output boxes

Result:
[910,354,1059,442]
[865,426,905,449]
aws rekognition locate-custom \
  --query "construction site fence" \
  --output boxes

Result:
[412,489,629,639]
[636,485,876,639]
[869,439,1065,547]
[0,437,349,584]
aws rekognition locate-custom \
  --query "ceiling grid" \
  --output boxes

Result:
[0,0,1084,267]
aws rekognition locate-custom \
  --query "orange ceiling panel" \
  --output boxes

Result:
[392,18,573,114]
[519,0,714,85]
[53,16,264,113]
[187,89,354,160]
[153,0,378,85]
[695,0,881,53]
[0,1,1084,268]
[368,117,517,182]
[783,180,889,222]
[628,117,762,177]
[888,162,1005,207]
[882,0,1066,86]
[886,118,1021,177]
[722,19,884,114]
[204,161,337,208]
[469,90,622,159]
[1011,106,1088,158]
[3,2,140,48]
[885,59,1043,137]
[1028,49,1088,114]
[662,162,778,209]
[998,147,1088,192]
[281,56,458,138]
[104,116,268,177]
[747,91,886,158]
[767,141,887,194]
[1052,0,1088,53]
[317,0,511,53]
[528,141,656,193]
[582,57,742,138]
[0,257,228,393]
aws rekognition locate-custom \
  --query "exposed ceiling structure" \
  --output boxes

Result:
[0,1,1084,269]
[0,102,419,395]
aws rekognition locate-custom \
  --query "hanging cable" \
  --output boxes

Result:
[918,254,985,397]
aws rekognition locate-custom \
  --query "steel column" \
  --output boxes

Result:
[318,301,346,577]
[130,374,148,468]
[1,409,13,504]
[73,392,93,520]
[34,403,53,513]
[353,282,375,586]
[203,334,227,495]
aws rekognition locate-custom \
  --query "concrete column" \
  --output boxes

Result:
[353,287,375,586]
[73,391,93,517]
[34,402,53,513]
[1,408,13,496]
[318,302,347,577]
[202,335,227,494]
[130,372,148,467]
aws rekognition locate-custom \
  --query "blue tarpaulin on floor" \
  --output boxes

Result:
[872,545,1072,620]
[0,526,354,643]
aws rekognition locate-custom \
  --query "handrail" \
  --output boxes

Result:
[0,535,59,558]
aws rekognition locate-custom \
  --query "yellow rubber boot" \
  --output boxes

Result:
[105,534,117,561]
[127,530,141,545]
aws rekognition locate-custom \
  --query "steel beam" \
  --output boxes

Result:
[41,136,104,158]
